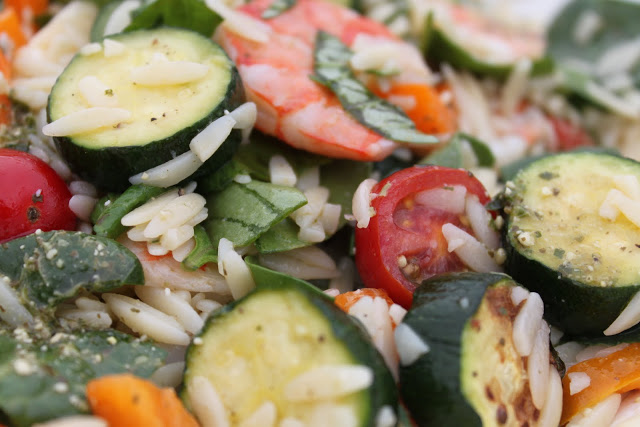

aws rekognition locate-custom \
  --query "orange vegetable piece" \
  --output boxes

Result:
[561,342,640,425]
[0,49,12,125]
[4,0,48,32]
[335,288,395,313]
[0,7,28,51]
[372,82,457,137]
[86,374,200,427]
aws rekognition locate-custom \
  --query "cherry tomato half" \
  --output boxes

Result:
[354,165,491,308]
[0,148,75,243]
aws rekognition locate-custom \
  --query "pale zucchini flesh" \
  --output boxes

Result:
[50,29,233,149]
[184,287,374,425]
[507,153,640,288]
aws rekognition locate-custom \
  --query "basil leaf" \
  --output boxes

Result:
[0,231,143,311]
[262,0,296,18]
[204,181,307,248]
[313,31,438,145]
[420,132,494,168]
[125,0,222,37]
[0,329,165,427]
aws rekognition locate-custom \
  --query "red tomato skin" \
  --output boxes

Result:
[550,117,594,151]
[354,166,490,308]
[0,149,75,243]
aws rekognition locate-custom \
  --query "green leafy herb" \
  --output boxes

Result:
[182,224,218,270]
[313,31,438,145]
[262,0,296,18]
[204,181,307,248]
[125,0,222,37]
[234,131,330,182]
[93,184,165,239]
[554,248,565,259]
[197,159,249,193]
[0,328,165,427]
[254,218,308,253]
[420,132,494,168]
[0,231,143,310]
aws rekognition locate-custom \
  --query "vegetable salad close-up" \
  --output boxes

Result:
[2,0,640,425]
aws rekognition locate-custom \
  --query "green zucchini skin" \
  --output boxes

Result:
[399,273,500,426]
[399,272,555,426]
[183,274,397,426]
[49,28,245,191]
[422,15,553,79]
[502,152,640,336]
[504,237,639,337]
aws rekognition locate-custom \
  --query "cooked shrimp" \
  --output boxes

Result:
[120,237,231,296]
[214,0,453,161]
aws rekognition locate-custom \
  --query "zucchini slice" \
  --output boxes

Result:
[183,278,397,426]
[398,272,562,426]
[503,152,640,335]
[48,27,244,191]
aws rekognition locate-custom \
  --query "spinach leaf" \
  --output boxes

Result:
[546,0,640,116]
[234,131,331,182]
[0,328,166,427]
[93,184,165,239]
[204,181,307,248]
[254,159,371,253]
[420,132,494,168]
[125,0,222,37]
[198,159,249,193]
[182,224,218,270]
[422,13,553,79]
[254,218,308,253]
[313,31,438,145]
[321,159,371,228]
[0,231,143,310]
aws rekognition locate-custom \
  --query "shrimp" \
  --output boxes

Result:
[120,237,231,296]
[214,0,454,161]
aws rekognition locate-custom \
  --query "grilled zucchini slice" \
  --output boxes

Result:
[503,152,640,335]
[182,272,397,426]
[48,27,244,191]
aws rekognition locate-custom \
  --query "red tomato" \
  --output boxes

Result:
[550,116,594,151]
[354,166,491,308]
[0,148,75,243]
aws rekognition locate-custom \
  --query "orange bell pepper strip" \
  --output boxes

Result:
[4,0,48,33]
[0,49,12,126]
[86,374,200,427]
[0,7,28,51]
[561,342,640,425]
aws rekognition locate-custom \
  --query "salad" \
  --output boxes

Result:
[1,0,640,426]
